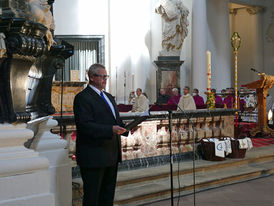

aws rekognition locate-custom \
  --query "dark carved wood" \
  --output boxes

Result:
[0,57,16,123]
[0,17,74,123]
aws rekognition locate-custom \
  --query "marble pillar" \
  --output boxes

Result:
[0,123,55,206]
[192,0,207,95]
[207,0,231,90]
[27,116,72,206]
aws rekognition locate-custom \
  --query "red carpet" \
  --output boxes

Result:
[251,138,274,148]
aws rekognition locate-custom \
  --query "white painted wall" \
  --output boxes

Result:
[54,0,108,35]
[207,0,231,91]
[180,0,193,90]
[109,0,152,103]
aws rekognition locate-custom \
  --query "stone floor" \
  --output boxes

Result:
[145,174,274,206]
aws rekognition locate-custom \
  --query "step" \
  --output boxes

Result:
[114,145,274,205]
[114,160,274,206]
[72,145,274,206]
[117,145,274,186]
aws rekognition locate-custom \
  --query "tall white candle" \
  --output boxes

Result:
[206,50,212,92]
[132,73,135,91]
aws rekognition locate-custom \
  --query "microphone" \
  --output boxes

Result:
[250,68,261,74]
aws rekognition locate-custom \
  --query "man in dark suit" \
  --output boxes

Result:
[156,88,171,104]
[73,63,127,206]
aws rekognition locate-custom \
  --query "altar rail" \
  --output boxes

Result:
[52,109,236,162]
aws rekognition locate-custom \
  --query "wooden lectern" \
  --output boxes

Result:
[244,74,274,136]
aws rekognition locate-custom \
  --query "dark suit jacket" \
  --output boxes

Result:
[73,86,126,168]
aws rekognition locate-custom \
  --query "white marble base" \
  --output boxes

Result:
[0,123,55,206]
[28,116,72,206]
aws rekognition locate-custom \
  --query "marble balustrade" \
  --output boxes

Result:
[52,109,236,162]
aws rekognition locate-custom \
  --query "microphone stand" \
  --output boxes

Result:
[155,103,174,206]
[170,98,196,206]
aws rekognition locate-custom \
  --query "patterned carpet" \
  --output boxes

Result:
[251,138,274,148]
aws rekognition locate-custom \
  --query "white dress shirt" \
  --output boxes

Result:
[89,84,116,119]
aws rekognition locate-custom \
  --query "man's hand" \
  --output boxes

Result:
[113,125,127,135]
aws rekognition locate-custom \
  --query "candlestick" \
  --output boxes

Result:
[124,71,127,104]
[132,73,135,91]
[206,50,211,92]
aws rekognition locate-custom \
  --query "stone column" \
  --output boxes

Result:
[0,123,55,206]
[27,116,72,206]
[207,0,231,90]
[192,0,207,95]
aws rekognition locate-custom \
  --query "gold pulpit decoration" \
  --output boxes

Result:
[245,74,274,136]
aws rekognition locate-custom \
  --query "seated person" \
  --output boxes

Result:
[131,88,149,112]
[128,91,136,104]
[192,88,205,108]
[168,88,181,105]
[178,86,196,110]
[239,95,246,112]
[224,88,235,109]
[221,89,226,99]
[211,88,223,107]
[246,91,257,110]
[156,88,171,104]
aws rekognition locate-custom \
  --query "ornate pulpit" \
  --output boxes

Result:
[244,74,274,136]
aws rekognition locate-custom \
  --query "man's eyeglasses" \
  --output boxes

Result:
[94,74,109,80]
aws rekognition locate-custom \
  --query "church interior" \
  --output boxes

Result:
[1,0,274,206]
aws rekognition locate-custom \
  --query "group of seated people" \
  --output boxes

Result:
[156,86,233,110]
[125,86,252,113]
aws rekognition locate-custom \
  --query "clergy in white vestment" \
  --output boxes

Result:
[132,88,149,112]
[178,86,196,110]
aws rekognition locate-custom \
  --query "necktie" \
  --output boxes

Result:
[100,91,111,109]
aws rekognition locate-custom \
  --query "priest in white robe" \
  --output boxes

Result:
[132,88,149,112]
[178,86,196,110]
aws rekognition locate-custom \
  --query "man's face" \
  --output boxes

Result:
[172,90,178,96]
[160,89,165,95]
[89,68,107,90]
[183,87,189,95]
[136,89,141,96]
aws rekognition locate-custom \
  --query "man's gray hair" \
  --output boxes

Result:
[172,88,178,92]
[88,63,106,77]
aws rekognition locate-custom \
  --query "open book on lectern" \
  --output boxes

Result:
[125,110,150,131]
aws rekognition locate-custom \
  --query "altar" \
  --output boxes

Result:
[53,109,236,170]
